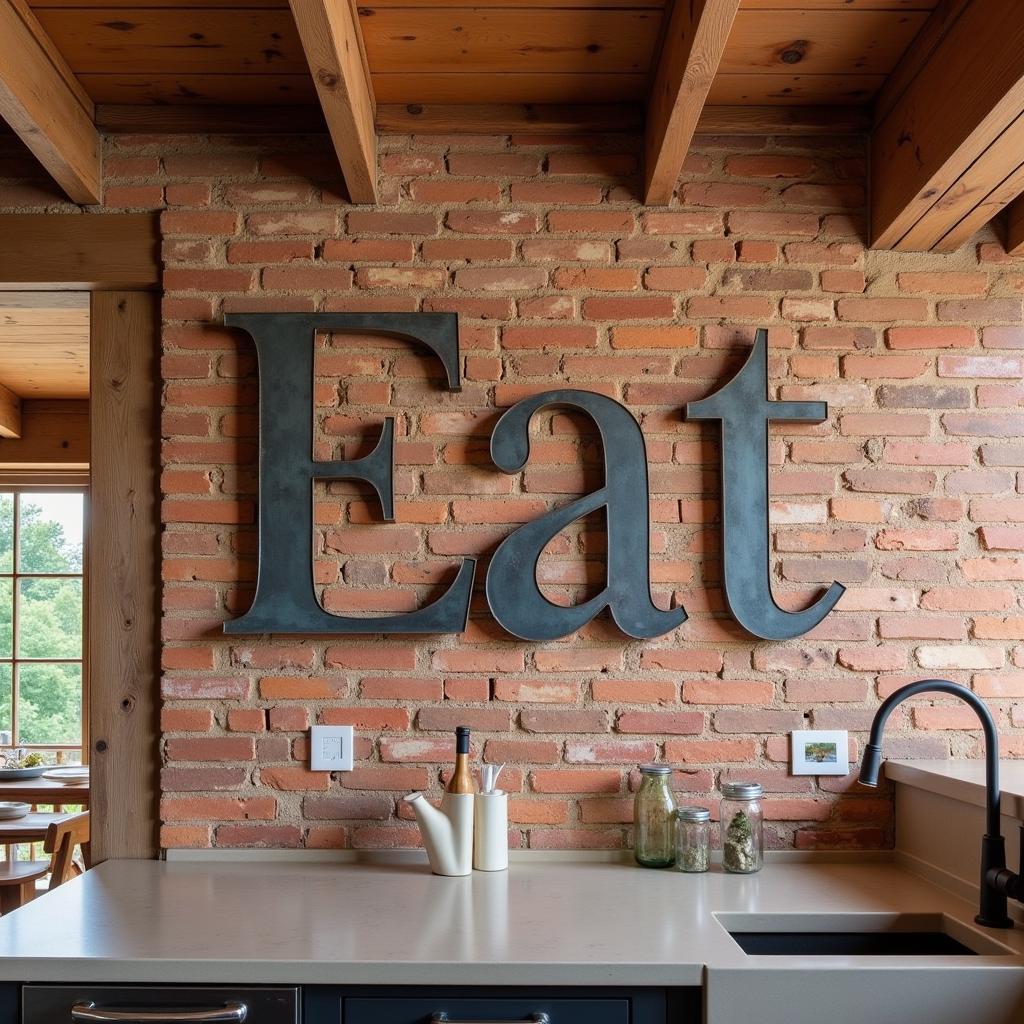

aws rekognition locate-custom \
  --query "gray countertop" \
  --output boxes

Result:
[0,855,1023,986]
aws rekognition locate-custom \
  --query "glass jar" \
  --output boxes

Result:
[674,806,710,873]
[720,781,763,874]
[634,764,676,868]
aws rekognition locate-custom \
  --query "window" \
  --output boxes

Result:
[0,489,86,762]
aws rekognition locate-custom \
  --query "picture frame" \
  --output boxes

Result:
[790,729,849,776]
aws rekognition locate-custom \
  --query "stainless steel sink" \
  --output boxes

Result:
[716,912,1016,957]
[728,929,976,956]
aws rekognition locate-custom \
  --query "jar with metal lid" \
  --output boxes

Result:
[634,764,676,868]
[674,806,710,873]
[720,781,763,874]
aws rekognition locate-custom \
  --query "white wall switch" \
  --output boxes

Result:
[790,729,849,776]
[310,725,354,772]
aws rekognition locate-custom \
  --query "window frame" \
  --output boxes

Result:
[0,480,88,761]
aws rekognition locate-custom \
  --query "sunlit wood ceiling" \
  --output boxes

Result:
[28,0,935,108]
[0,294,89,401]
[3,0,1024,254]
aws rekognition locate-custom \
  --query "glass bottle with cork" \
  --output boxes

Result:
[447,725,475,794]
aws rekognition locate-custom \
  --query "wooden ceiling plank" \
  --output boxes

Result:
[708,73,885,106]
[95,101,868,137]
[697,104,869,134]
[0,383,22,440]
[871,0,1024,250]
[377,103,645,135]
[644,0,742,206]
[288,0,378,204]
[0,0,101,205]
[719,10,929,77]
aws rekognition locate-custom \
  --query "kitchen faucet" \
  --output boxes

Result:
[859,678,1022,929]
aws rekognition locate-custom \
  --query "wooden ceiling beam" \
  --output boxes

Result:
[0,383,21,440]
[288,0,378,204]
[871,0,1024,251]
[643,0,742,205]
[0,0,101,205]
[1005,196,1024,256]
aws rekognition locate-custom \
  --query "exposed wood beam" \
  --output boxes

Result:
[288,0,378,204]
[95,102,869,139]
[872,0,1024,251]
[644,0,742,205]
[0,399,87,468]
[0,383,21,440]
[0,214,160,290]
[377,103,644,135]
[0,0,101,205]
[1006,195,1024,256]
[97,105,328,135]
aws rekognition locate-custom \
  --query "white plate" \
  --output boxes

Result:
[0,802,30,819]
[43,769,89,786]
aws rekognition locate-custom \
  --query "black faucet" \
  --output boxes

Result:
[859,678,1023,929]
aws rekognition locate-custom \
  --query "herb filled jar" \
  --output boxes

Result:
[720,781,763,874]
[674,806,711,873]
[634,764,676,868]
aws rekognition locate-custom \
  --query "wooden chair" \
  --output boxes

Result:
[0,861,48,914]
[43,811,90,890]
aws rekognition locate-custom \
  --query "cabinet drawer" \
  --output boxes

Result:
[23,986,299,1024]
[343,996,629,1024]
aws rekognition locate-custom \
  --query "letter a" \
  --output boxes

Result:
[485,389,685,641]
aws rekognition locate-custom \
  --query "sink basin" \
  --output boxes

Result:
[716,912,1016,957]
[728,929,976,956]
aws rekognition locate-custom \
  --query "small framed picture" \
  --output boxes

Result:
[790,730,849,776]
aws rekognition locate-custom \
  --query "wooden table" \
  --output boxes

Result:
[0,812,71,845]
[0,778,88,807]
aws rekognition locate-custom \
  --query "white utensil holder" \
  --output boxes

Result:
[473,791,508,872]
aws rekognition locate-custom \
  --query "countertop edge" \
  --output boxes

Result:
[886,760,1024,820]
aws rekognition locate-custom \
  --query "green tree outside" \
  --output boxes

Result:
[0,494,84,748]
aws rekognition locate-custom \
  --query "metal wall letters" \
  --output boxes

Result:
[485,389,686,641]
[223,314,846,641]
[222,313,475,635]
[685,328,845,640]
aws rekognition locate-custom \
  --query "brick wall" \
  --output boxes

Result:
[4,127,1024,853]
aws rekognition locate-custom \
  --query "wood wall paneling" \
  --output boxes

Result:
[0,400,89,469]
[0,292,89,399]
[0,0,101,204]
[89,290,159,863]
[0,214,160,289]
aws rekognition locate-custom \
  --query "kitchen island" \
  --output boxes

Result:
[1,853,1023,1023]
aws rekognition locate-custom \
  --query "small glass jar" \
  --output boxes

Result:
[634,764,676,868]
[674,806,710,873]
[720,781,763,874]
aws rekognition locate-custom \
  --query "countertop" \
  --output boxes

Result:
[0,855,1023,985]
[887,759,1024,820]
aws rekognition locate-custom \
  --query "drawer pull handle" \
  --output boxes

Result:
[70,1002,248,1024]
[432,1014,550,1024]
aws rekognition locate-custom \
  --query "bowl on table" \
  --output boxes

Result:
[0,802,30,820]
[0,766,47,781]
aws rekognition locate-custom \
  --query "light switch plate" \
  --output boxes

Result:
[310,725,354,772]
[790,729,849,776]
